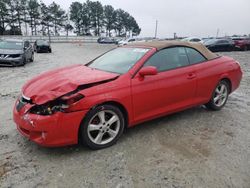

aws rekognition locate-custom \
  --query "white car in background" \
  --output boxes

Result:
[118,38,136,46]
[181,37,202,43]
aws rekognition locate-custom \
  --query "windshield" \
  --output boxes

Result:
[88,47,150,74]
[0,41,23,50]
[204,39,217,45]
[37,40,49,45]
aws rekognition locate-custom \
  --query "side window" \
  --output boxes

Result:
[217,40,228,44]
[144,47,189,72]
[185,47,206,65]
[24,41,29,48]
[191,38,201,42]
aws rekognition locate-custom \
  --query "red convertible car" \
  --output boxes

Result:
[13,41,242,149]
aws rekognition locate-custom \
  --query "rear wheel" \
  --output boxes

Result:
[205,80,229,110]
[80,105,125,150]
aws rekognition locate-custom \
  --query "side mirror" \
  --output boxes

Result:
[139,66,158,77]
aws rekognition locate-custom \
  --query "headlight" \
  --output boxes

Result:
[29,93,84,115]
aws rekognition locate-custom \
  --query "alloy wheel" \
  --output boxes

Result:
[213,83,228,107]
[87,110,120,145]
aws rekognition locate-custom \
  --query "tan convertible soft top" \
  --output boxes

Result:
[127,40,218,60]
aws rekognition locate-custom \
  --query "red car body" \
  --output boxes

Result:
[233,38,250,51]
[13,42,242,147]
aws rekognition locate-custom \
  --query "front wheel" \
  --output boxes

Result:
[80,105,125,150]
[17,57,26,66]
[205,80,229,110]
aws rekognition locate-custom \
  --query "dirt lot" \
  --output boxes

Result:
[0,43,250,188]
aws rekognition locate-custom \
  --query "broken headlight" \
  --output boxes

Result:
[29,93,84,115]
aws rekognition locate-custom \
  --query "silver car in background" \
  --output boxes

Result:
[0,39,34,66]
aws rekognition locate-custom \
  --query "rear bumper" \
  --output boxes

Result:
[231,63,243,92]
[13,101,88,147]
[235,44,249,50]
[37,46,50,52]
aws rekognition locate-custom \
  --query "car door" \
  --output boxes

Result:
[131,47,197,123]
[184,47,214,104]
[213,40,222,51]
[221,40,230,51]
[217,40,229,51]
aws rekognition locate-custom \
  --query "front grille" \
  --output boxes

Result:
[0,54,9,59]
[9,54,21,58]
[0,54,21,58]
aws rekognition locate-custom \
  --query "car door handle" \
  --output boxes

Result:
[187,73,196,79]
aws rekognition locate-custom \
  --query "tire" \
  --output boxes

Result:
[243,46,248,51]
[17,57,26,66]
[49,49,52,53]
[80,105,125,150]
[205,80,229,111]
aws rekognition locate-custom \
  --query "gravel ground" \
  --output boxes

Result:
[0,43,249,188]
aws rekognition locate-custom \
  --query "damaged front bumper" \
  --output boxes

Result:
[13,98,88,147]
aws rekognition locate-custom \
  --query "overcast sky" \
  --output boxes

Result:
[43,0,250,38]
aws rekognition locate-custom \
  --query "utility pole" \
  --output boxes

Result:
[174,32,177,39]
[216,28,220,38]
[66,11,70,38]
[154,20,158,39]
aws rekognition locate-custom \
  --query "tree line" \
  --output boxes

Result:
[0,0,141,37]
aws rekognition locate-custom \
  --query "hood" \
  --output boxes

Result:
[22,64,119,104]
[0,49,23,54]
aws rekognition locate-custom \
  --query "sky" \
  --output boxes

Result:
[43,0,250,38]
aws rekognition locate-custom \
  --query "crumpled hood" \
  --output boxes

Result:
[22,64,119,104]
